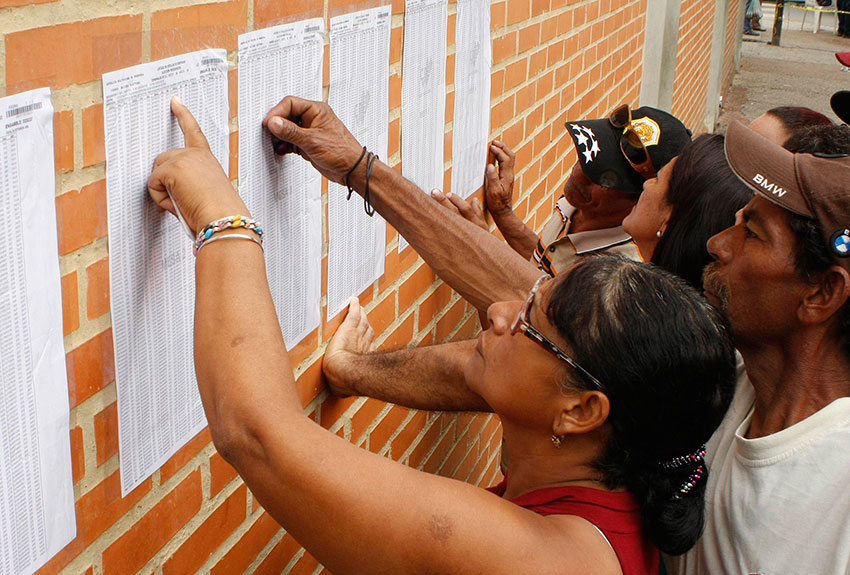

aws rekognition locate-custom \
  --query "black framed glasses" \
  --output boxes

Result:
[608,104,657,180]
[510,276,605,391]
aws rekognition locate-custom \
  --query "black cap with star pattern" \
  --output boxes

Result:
[565,106,692,194]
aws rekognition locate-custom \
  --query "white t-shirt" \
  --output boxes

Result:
[668,360,850,575]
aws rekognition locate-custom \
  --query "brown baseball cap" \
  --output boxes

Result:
[725,120,850,270]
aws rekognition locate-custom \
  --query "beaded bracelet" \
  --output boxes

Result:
[193,215,263,256]
[196,232,264,254]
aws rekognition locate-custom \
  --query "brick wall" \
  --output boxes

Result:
[671,0,716,132]
[0,0,738,573]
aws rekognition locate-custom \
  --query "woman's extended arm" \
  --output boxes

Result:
[147,98,618,575]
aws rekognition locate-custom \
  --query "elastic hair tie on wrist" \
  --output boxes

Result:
[363,152,379,217]
[196,232,264,254]
[193,215,263,256]
[345,146,368,201]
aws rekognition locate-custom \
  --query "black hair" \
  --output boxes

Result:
[784,124,850,155]
[651,134,752,290]
[765,106,833,145]
[784,126,850,359]
[545,255,737,555]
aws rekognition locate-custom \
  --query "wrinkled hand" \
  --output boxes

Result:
[323,297,376,397]
[430,189,488,231]
[484,140,516,217]
[263,96,365,186]
[148,97,248,234]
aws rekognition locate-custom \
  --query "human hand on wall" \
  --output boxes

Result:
[429,189,488,230]
[323,297,376,397]
[148,97,249,234]
[484,140,516,217]
[263,96,365,186]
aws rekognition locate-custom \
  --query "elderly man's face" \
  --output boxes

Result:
[562,162,600,206]
[703,196,809,344]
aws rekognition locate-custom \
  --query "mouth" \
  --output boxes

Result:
[702,264,728,310]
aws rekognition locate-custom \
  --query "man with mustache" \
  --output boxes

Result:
[669,120,850,574]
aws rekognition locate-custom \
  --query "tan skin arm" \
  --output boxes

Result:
[264,97,540,311]
[323,296,491,411]
[148,98,621,575]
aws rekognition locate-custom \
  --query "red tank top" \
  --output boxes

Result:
[488,480,658,575]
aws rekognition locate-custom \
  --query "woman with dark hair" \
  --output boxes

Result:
[622,134,753,289]
[148,99,737,575]
[749,106,832,145]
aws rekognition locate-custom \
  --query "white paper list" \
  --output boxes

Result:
[327,7,391,319]
[0,88,75,575]
[451,0,491,199]
[400,0,448,252]
[103,50,229,496]
[238,21,324,347]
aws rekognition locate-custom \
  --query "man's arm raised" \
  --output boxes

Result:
[324,298,491,412]
[263,97,540,311]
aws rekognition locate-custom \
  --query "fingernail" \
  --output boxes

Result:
[446,192,453,198]
[486,165,495,174]
[172,96,182,106]
[269,117,283,131]
[430,189,444,199]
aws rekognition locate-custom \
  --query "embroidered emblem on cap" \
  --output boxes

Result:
[631,116,661,147]
[831,229,850,257]
[570,124,600,164]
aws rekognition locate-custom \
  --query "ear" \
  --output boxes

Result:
[798,265,850,325]
[552,390,610,437]
[657,203,674,238]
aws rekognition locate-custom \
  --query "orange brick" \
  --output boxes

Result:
[295,359,325,408]
[70,425,85,484]
[319,395,357,429]
[163,486,248,575]
[452,312,480,342]
[61,271,79,336]
[398,263,436,310]
[391,410,430,458]
[56,180,108,256]
[160,428,212,483]
[388,117,400,158]
[415,420,455,471]
[435,298,466,341]
[350,398,388,443]
[66,329,114,408]
[229,130,239,180]
[86,258,110,320]
[289,552,320,575]
[366,292,396,336]
[389,73,402,110]
[82,104,104,167]
[151,0,249,60]
[210,512,282,575]
[518,23,540,53]
[255,532,304,575]
[254,0,321,26]
[5,16,143,94]
[53,110,73,173]
[506,0,531,26]
[367,405,409,454]
[419,282,452,323]
[531,0,549,17]
[492,31,516,66]
[103,471,202,574]
[94,401,118,466]
[210,451,240,497]
[504,59,527,92]
[378,313,415,351]
[390,25,403,65]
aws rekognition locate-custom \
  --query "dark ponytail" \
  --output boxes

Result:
[546,256,736,554]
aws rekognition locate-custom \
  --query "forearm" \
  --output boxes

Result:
[326,340,492,412]
[490,209,539,260]
[193,239,302,460]
[352,162,540,309]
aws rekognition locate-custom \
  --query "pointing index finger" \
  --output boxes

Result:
[171,96,210,151]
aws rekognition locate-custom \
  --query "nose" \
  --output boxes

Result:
[707,211,741,263]
[486,300,519,335]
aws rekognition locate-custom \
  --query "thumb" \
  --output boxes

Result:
[267,116,304,146]
[485,164,498,185]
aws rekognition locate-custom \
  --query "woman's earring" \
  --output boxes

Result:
[551,434,563,449]
[656,230,663,238]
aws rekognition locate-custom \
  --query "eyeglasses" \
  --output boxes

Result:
[609,104,657,180]
[510,276,605,391]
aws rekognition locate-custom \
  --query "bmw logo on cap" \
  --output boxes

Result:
[832,229,850,257]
